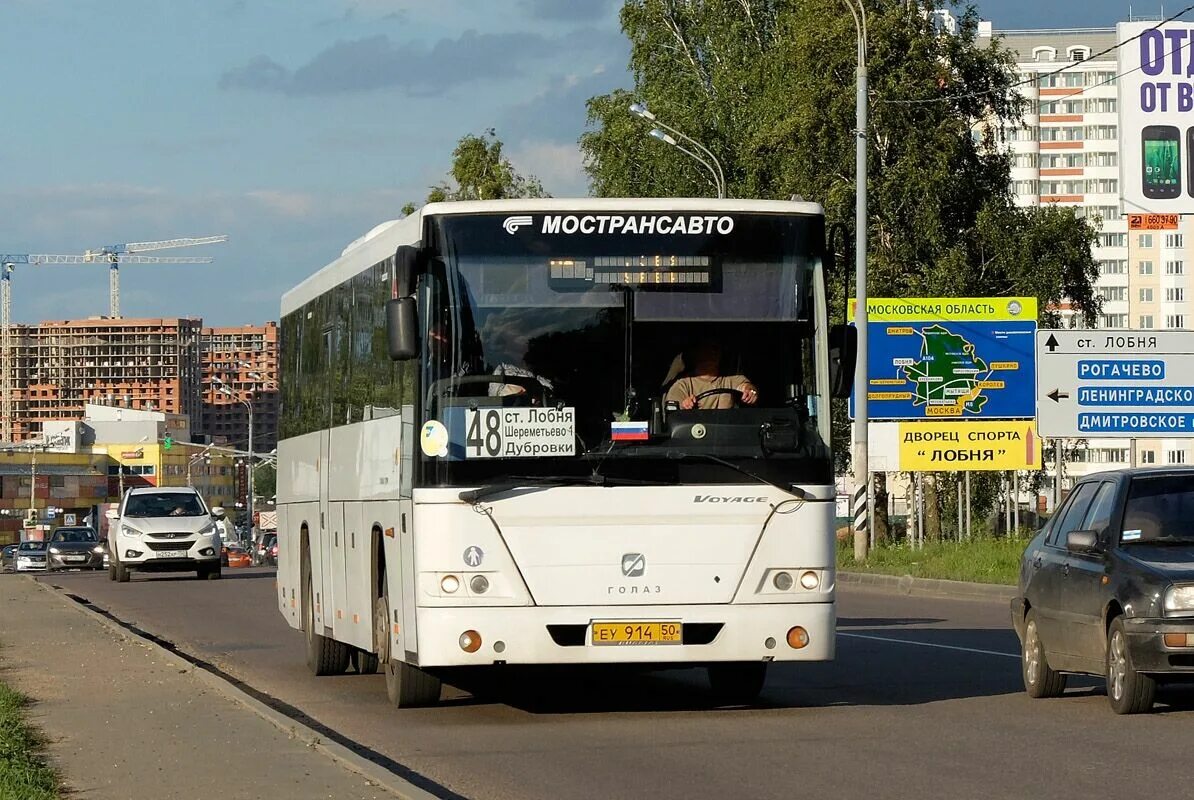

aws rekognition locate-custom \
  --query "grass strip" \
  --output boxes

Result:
[0,680,59,800]
[837,536,1027,586]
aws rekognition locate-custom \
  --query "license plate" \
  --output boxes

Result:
[157,549,188,558]
[66,555,86,562]
[591,621,682,646]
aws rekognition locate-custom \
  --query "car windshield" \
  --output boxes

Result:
[18,542,46,552]
[51,528,96,543]
[1122,475,1194,543]
[124,493,206,518]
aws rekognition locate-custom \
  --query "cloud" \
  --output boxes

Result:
[220,29,565,96]
[508,140,587,196]
[502,64,628,143]
[520,0,620,21]
[247,190,316,218]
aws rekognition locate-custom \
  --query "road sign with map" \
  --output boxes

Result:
[849,297,1037,420]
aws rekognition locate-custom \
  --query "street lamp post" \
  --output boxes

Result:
[630,103,726,198]
[843,0,870,560]
[216,379,253,537]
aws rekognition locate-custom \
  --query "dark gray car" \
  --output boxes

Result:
[1012,467,1194,714]
[47,527,104,571]
[1,543,16,571]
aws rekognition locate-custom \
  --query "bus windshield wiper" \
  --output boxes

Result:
[459,474,671,504]
[665,451,807,499]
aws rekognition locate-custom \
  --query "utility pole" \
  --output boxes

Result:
[844,0,870,560]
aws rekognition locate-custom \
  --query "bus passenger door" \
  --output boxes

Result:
[317,430,333,636]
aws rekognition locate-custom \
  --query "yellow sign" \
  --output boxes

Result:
[1128,213,1179,231]
[848,297,1037,322]
[898,420,1041,472]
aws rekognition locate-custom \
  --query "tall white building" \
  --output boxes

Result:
[982,21,1194,503]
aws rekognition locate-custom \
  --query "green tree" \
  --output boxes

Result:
[581,0,1101,542]
[428,129,549,202]
[253,462,276,501]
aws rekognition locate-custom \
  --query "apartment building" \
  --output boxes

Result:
[11,317,204,442]
[200,322,279,453]
[985,22,1194,495]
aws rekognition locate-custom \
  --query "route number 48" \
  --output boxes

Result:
[466,410,503,458]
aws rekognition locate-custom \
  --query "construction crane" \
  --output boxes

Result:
[0,235,226,441]
[81,235,228,318]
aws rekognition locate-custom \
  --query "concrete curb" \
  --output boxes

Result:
[839,571,1017,602]
[31,579,442,800]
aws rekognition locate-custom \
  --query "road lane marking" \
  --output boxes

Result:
[838,631,1019,660]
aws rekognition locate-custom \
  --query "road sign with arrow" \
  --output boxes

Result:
[1037,329,1194,438]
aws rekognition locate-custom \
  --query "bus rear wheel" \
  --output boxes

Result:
[376,589,440,707]
[304,558,349,676]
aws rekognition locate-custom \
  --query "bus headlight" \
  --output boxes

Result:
[440,575,461,594]
[772,571,794,591]
[469,575,490,594]
[799,571,820,590]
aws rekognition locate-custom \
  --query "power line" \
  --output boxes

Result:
[1044,34,1194,107]
[880,4,1194,106]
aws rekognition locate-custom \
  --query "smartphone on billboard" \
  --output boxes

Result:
[1187,128,1194,198]
[1142,125,1181,199]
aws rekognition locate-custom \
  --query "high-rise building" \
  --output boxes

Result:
[983,21,1192,498]
[11,317,203,442]
[200,322,279,453]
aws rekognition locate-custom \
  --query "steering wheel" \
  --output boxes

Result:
[690,388,744,408]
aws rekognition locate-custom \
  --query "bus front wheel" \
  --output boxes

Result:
[376,587,441,707]
[304,557,350,676]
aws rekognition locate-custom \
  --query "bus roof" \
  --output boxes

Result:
[281,197,826,317]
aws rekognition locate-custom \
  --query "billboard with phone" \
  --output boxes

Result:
[1118,21,1194,212]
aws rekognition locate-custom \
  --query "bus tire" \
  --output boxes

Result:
[304,556,349,676]
[707,662,767,706]
[377,588,440,707]
[355,648,380,675]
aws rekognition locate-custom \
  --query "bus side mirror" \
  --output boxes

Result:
[386,298,419,361]
[395,245,419,297]
[829,324,857,399]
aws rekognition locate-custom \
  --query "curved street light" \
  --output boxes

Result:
[630,103,726,198]
[841,0,870,561]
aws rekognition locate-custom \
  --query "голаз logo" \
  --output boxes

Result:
[621,553,646,577]
[503,215,533,234]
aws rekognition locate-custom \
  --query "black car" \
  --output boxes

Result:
[1012,467,1194,714]
[1,543,17,571]
[47,527,105,571]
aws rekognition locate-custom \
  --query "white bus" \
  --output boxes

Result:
[276,198,855,707]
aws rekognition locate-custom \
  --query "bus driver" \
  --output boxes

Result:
[665,341,759,410]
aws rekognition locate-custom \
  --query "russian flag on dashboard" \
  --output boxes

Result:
[611,421,649,441]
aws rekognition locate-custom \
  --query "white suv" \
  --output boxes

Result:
[107,487,222,582]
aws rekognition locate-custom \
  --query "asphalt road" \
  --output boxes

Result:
[30,567,1194,800]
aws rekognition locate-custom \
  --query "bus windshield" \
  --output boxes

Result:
[419,212,831,488]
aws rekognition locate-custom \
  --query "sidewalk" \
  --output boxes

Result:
[0,576,394,800]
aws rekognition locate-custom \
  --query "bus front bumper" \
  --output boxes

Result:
[412,602,835,667]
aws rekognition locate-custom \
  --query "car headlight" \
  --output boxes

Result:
[92,545,105,554]
[48,547,60,554]
[1164,585,1194,615]
[121,525,141,538]
[198,522,216,536]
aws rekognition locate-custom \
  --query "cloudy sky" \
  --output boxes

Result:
[0,1,1164,325]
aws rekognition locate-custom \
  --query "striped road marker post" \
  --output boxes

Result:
[852,483,867,539]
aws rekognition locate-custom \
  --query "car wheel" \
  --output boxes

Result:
[199,564,222,581]
[114,558,131,583]
[1022,610,1066,698]
[707,662,768,706]
[304,557,349,676]
[1107,617,1156,714]
[377,588,440,706]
